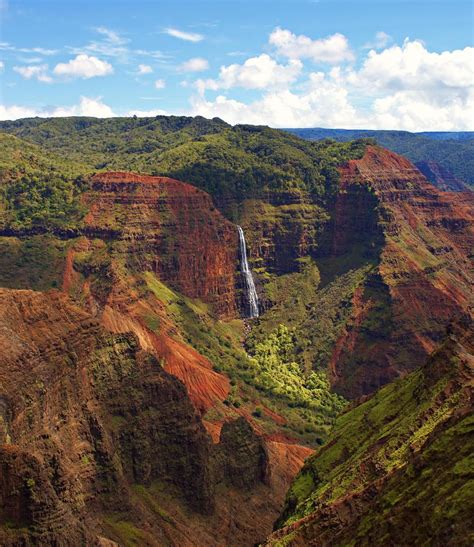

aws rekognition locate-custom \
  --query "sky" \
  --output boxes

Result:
[0,0,473,130]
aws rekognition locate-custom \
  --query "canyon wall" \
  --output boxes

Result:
[83,172,240,318]
[325,146,473,397]
[0,288,307,546]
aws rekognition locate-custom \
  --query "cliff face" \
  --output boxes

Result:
[268,320,474,546]
[0,288,306,546]
[323,146,473,398]
[235,192,329,276]
[0,288,214,544]
[84,172,239,318]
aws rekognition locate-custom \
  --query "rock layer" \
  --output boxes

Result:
[0,288,309,546]
[84,172,239,318]
[326,146,473,397]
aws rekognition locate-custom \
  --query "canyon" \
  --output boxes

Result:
[0,118,472,545]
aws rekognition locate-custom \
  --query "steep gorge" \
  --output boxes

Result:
[0,121,473,545]
[242,146,472,399]
[267,319,474,546]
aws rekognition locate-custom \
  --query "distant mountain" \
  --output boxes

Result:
[286,128,474,190]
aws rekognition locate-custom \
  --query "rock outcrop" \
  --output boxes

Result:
[0,288,308,546]
[0,288,215,544]
[215,417,269,489]
[325,146,473,397]
[84,172,240,318]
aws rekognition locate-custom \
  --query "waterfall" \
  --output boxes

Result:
[237,225,259,318]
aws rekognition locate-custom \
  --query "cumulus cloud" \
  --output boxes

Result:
[372,89,474,132]
[269,27,354,63]
[348,40,474,93]
[164,28,203,42]
[197,54,302,92]
[137,63,153,74]
[53,54,113,79]
[0,96,115,120]
[0,104,40,120]
[179,57,209,72]
[190,72,360,128]
[188,36,474,131]
[154,79,166,89]
[13,63,52,83]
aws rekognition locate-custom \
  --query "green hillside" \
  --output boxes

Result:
[287,128,474,187]
[271,320,473,546]
[0,116,368,207]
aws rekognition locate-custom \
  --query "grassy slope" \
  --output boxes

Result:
[271,321,473,545]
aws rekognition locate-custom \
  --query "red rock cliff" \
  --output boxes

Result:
[329,146,473,397]
[84,172,239,318]
[0,288,310,546]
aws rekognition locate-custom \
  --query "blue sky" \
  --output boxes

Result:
[1,0,473,129]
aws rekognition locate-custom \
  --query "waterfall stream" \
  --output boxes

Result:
[237,226,259,318]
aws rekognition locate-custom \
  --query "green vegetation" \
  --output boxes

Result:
[247,324,346,418]
[0,236,67,290]
[0,133,88,230]
[274,324,473,545]
[0,117,369,225]
[143,271,345,442]
[288,127,474,187]
[103,515,150,546]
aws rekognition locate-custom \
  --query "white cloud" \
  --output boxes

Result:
[197,54,302,92]
[372,89,474,132]
[164,27,203,42]
[126,108,167,117]
[135,49,170,60]
[55,96,116,117]
[0,61,4,71]
[138,63,153,74]
[0,96,115,120]
[269,27,354,64]
[178,57,209,72]
[189,38,474,131]
[154,79,166,89]
[94,26,126,45]
[363,31,392,50]
[348,40,474,93]
[189,72,360,128]
[53,54,113,79]
[13,64,52,83]
[70,26,130,60]
[0,42,57,55]
[0,104,40,120]
[17,56,43,63]
[68,27,169,64]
